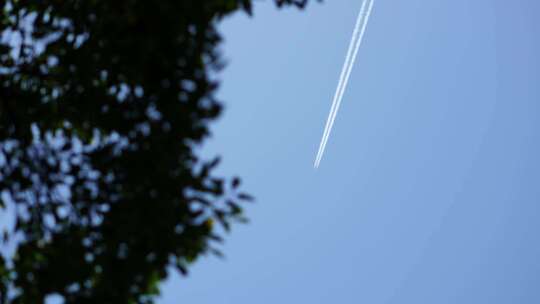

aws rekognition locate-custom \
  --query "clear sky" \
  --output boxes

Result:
[160,0,540,303]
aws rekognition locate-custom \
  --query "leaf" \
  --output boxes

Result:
[226,201,242,215]
[231,177,241,189]
[238,193,254,202]
[208,157,221,170]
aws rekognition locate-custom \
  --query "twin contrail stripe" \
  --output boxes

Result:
[314,0,375,168]
[314,0,368,168]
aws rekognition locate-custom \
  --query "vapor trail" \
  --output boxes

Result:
[314,0,368,168]
[314,0,375,168]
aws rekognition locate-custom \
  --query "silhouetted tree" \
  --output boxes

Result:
[0,0,314,303]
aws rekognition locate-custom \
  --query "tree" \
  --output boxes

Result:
[0,0,314,303]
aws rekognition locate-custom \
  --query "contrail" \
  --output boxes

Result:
[316,0,374,167]
[314,0,368,168]
[314,0,375,168]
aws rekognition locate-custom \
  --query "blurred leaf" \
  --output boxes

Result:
[231,177,241,189]
[238,193,254,202]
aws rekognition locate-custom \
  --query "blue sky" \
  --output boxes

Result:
[160,0,540,303]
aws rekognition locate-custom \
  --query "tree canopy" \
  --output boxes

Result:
[0,0,314,303]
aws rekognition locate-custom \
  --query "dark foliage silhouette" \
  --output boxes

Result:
[0,0,314,303]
